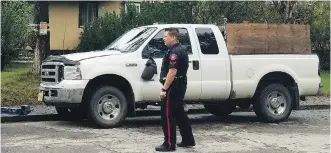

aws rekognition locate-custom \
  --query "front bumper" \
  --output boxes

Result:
[38,80,89,107]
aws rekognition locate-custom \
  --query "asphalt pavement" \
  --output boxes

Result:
[1,109,330,153]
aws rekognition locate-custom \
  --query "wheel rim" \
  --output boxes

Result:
[97,94,121,121]
[266,91,287,115]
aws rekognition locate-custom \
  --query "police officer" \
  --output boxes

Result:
[155,28,195,152]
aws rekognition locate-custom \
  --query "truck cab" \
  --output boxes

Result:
[136,24,231,101]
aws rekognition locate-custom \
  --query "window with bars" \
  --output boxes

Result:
[124,2,141,13]
[79,2,98,27]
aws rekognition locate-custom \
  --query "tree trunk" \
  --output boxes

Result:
[33,36,41,74]
[32,1,49,75]
[285,1,290,23]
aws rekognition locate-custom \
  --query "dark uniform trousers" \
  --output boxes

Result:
[160,78,195,148]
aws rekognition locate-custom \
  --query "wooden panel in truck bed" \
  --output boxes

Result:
[225,23,311,54]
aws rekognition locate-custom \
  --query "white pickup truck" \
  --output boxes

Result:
[38,24,322,128]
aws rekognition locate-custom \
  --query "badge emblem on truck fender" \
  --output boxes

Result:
[246,68,254,78]
[126,63,137,67]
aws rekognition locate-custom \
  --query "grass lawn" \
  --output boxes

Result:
[1,63,41,106]
[320,71,330,96]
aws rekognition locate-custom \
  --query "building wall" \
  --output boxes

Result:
[48,1,122,51]
[49,1,82,51]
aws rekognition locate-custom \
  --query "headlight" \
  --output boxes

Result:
[64,65,82,80]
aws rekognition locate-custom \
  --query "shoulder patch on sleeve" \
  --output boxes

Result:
[169,53,177,61]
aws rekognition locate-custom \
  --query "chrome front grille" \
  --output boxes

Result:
[41,62,64,83]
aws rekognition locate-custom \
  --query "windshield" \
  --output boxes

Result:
[103,27,157,52]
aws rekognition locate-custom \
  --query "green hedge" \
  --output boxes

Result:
[78,3,145,52]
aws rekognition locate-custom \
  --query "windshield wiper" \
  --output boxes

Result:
[128,28,149,42]
[107,48,122,51]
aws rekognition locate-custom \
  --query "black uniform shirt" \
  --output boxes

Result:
[160,43,189,84]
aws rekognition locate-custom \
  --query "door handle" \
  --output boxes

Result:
[192,60,199,70]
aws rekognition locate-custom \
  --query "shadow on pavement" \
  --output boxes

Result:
[123,114,260,127]
[53,113,301,129]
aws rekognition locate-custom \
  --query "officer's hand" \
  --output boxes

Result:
[160,91,167,99]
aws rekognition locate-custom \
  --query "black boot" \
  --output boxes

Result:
[177,141,196,148]
[155,144,176,152]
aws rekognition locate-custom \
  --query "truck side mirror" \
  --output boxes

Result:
[141,58,157,81]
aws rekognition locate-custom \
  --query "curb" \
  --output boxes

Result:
[1,114,60,123]
[1,105,329,123]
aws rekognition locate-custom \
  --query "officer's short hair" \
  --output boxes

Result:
[165,28,179,39]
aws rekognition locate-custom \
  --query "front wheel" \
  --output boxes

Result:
[253,83,293,123]
[88,86,128,128]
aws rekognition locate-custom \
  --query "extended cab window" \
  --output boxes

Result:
[142,28,192,59]
[195,28,219,54]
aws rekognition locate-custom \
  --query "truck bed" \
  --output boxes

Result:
[229,54,320,98]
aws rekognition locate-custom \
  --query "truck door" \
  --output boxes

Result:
[192,26,230,99]
[139,27,202,101]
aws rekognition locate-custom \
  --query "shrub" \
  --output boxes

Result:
[1,1,33,70]
[77,1,192,52]
[78,12,123,52]
[78,3,143,52]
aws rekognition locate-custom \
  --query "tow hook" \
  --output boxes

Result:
[317,83,324,96]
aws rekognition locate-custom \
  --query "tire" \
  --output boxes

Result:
[253,83,293,123]
[204,103,236,116]
[55,107,84,120]
[87,86,127,128]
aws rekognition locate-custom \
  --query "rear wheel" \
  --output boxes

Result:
[87,86,127,128]
[253,83,292,123]
[204,103,236,116]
